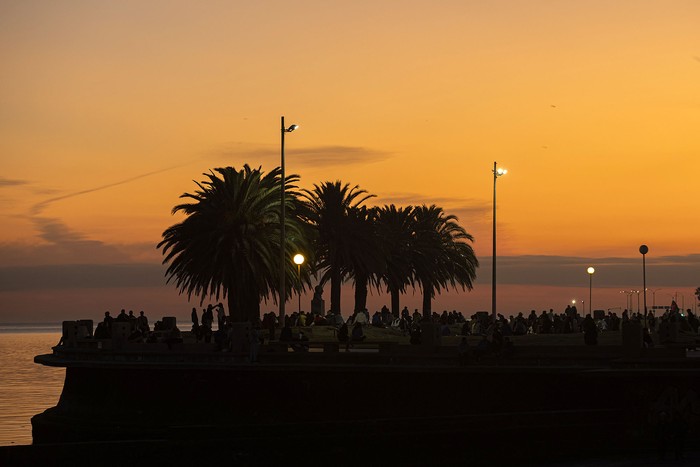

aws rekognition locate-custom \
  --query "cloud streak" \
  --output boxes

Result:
[1,252,695,292]
[371,193,490,218]
[476,254,700,288]
[0,177,29,187]
[214,143,391,168]
[0,263,165,291]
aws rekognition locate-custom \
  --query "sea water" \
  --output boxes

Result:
[0,325,64,446]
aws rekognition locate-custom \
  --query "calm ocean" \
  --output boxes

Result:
[0,324,64,446]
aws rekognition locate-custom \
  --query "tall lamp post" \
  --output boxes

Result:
[587,267,595,317]
[293,254,305,313]
[491,162,507,321]
[620,290,633,312]
[639,244,648,328]
[650,288,661,308]
[279,116,298,326]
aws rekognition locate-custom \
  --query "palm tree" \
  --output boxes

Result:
[375,205,416,317]
[300,181,375,315]
[346,206,384,314]
[410,205,478,318]
[158,165,310,323]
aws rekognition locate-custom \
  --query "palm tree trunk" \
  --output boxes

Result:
[228,287,261,323]
[390,287,400,318]
[330,268,342,315]
[248,300,261,323]
[422,281,432,319]
[228,293,242,323]
[243,286,260,323]
[354,272,368,313]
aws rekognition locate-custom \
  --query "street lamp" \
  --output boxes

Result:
[632,290,640,314]
[639,244,648,328]
[620,290,633,312]
[587,267,595,316]
[293,253,305,313]
[279,116,298,326]
[491,162,507,321]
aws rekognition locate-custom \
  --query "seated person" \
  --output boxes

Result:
[410,325,422,345]
[291,331,309,352]
[354,311,368,325]
[279,322,293,342]
[351,322,366,342]
[337,322,349,343]
[94,322,110,339]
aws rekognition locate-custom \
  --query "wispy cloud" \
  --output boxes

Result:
[5,165,185,271]
[476,254,700,287]
[18,165,185,266]
[1,252,695,293]
[0,177,29,187]
[369,193,491,230]
[213,143,391,168]
[0,225,126,267]
[0,263,165,291]
[34,217,87,244]
[289,146,392,167]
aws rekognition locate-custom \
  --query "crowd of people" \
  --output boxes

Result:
[94,309,150,339]
[80,298,699,357]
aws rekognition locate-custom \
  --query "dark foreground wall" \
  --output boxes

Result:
[32,362,699,457]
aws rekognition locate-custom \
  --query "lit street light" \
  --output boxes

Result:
[491,162,507,321]
[293,253,305,313]
[632,290,640,314]
[279,116,298,326]
[649,288,662,308]
[587,267,595,316]
[620,290,633,311]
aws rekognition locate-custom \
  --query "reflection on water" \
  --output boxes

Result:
[0,332,64,446]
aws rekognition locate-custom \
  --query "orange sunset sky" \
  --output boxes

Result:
[1,1,699,323]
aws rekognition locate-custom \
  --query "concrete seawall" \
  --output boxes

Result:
[32,352,699,453]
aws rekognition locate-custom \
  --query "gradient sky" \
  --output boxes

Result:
[1,1,699,322]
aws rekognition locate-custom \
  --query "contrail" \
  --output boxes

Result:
[30,164,182,216]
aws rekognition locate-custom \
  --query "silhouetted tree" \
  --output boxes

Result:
[410,205,478,318]
[158,165,310,323]
[375,205,416,316]
[300,181,374,315]
[346,206,384,313]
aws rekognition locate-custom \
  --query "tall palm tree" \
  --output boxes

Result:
[346,206,384,314]
[300,181,375,315]
[375,205,416,317]
[410,205,478,318]
[158,165,309,323]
